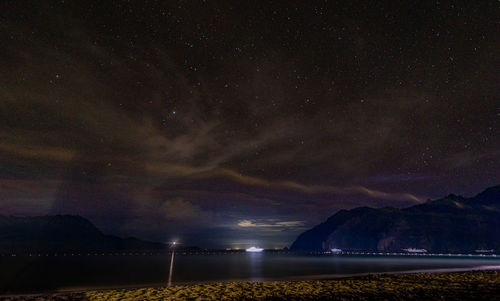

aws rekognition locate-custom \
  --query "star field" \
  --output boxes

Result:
[0,1,498,248]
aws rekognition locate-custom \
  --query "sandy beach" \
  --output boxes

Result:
[1,270,498,301]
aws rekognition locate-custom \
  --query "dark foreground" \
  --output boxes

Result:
[1,270,499,301]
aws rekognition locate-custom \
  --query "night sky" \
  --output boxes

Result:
[0,1,498,248]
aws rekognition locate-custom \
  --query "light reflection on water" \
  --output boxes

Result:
[1,253,499,294]
[248,252,263,282]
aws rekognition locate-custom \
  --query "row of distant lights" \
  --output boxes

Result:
[3,251,256,256]
[3,252,163,257]
[321,251,497,257]
[2,251,497,257]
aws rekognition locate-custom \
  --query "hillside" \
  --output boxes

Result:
[290,185,500,253]
[0,215,165,253]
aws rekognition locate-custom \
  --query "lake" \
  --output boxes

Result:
[1,253,499,294]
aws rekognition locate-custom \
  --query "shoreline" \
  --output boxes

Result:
[1,267,500,300]
[86,270,500,300]
[3,264,500,296]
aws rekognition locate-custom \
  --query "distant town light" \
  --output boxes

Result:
[403,248,428,253]
[245,246,264,252]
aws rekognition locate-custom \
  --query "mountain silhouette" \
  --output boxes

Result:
[0,214,165,253]
[291,185,500,253]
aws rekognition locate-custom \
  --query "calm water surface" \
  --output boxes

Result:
[1,253,499,294]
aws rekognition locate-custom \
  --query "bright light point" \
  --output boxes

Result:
[245,246,264,252]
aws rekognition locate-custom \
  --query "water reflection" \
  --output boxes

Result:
[1,254,499,294]
[167,242,177,286]
[167,251,175,286]
[248,252,263,281]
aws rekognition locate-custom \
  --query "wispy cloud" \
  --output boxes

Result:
[237,219,305,230]
[448,150,500,168]
[161,198,212,222]
[191,168,424,203]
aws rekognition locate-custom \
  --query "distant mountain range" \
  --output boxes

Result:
[0,215,165,253]
[291,185,500,253]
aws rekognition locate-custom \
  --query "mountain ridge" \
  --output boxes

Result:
[0,214,165,253]
[290,185,500,252]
